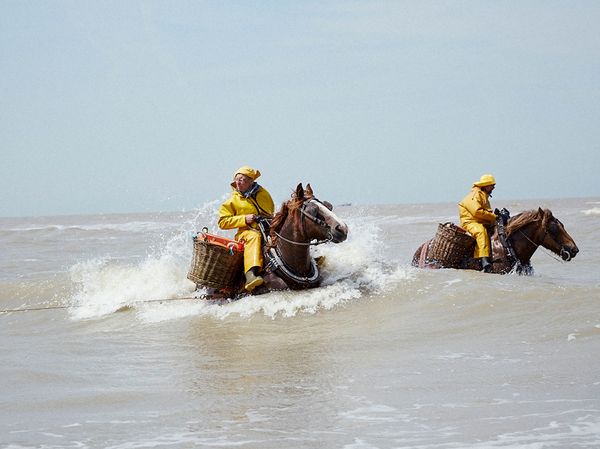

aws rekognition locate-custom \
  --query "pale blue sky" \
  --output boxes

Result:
[2,1,599,217]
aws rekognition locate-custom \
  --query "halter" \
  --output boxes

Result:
[264,198,334,289]
[517,218,569,263]
[272,199,333,246]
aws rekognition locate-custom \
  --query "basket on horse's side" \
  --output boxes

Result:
[429,222,475,268]
[187,233,244,289]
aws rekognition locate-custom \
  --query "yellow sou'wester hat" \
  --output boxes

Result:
[473,174,496,187]
[234,166,261,180]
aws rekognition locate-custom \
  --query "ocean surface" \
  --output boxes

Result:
[1,197,599,449]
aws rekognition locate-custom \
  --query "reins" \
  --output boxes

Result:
[517,229,566,263]
[271,230,331,246]
[499,212,568,273]
[271,199,333,247]
[264,198,333,288]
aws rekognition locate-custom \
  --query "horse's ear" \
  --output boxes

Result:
[295,183,304,200]
[537,207,545,222]
[539,207,550,227]
[305,183,314,199]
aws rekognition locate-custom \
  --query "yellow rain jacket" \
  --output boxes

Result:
[458,187,496,258]
[218,185,275,273]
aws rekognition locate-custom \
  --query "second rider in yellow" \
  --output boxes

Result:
[458,174,497,272]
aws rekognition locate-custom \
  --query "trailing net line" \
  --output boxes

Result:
[0,296,203,314]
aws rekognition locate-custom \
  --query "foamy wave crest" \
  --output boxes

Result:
[582,207,600,216]
[68,255,195,320]
[136,216,415,323]
[66,200,226,320]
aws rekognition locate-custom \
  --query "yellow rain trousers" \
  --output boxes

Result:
[218,186,275,273]
[458,187,497,258]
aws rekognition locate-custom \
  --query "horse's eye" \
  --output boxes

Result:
[323,201,333,211]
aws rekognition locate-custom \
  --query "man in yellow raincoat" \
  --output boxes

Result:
[218,166,275,292]
[458,174,497,272]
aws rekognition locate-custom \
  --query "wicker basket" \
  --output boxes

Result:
[187,232,244,289]
[429,222,475,268]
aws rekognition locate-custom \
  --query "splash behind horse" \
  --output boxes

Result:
[412,208,578,274]
[193,183,348,298]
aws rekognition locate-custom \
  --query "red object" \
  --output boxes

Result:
[198,232,244,253]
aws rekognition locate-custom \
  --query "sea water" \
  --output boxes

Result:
[1,197,599,448]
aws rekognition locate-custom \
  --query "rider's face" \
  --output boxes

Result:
[234,174,253,193]
[483,184,496,194]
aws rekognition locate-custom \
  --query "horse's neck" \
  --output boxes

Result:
[276,221,312,274]
[507,223,540,264]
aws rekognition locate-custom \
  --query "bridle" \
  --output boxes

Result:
[264,198,336,288]
[516,217,572,262]
[272,198,334,246]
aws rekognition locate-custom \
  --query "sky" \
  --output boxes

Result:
[1,0,599,217]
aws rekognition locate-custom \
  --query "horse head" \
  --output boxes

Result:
[271,183,348,245]
[537,208,579,261]
[507,208,579,262]
[300,183,348,243]
[264,184,348,289]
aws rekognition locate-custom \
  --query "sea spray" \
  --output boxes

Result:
[67,201,416,321]
[137,215,415,322]
[68,199,225,320]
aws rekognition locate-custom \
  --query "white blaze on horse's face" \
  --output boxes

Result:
[314,200,348,243]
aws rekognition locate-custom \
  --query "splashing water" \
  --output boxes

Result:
[68,204,414,321]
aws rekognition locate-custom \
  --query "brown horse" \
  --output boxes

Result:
[412,208,578,274]
[258,183,348,291]
[206,183,348,298]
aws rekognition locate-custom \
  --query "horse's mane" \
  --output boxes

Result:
[269,197,304,246]
[269,202,289,240]
[506,209,548,236]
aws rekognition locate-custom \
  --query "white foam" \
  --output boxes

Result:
[68,254,195,320]
[66,201,224,320]
[4,221,176,233]
[68,213,414,322]
[582,207,600,216]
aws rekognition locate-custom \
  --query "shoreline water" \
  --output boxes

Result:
[1,197,599,448]
[2,195,598,220]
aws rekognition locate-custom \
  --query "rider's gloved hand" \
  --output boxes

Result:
[495,208,510,224]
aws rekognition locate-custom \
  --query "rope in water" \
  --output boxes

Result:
[0,295,203,315]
